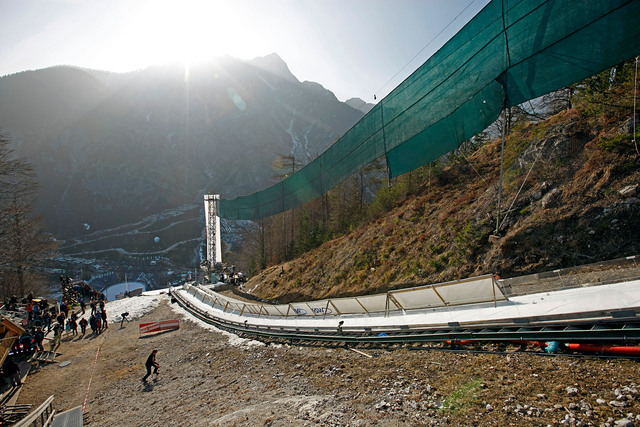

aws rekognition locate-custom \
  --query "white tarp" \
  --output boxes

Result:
[390,275,505,309]
[432,276,505,306]
[261,305,288,316]
[289,302,312,316]
[304,300,333,316]
[355,294,391,313]
[329,297,367,314]
[390,288,444,309]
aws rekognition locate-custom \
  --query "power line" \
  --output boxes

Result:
[373,0,479,101]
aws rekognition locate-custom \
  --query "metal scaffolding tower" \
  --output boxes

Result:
[204,194,222,264]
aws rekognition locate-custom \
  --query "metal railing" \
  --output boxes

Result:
[14,395,55,427]
[183,274,506,318]
[501,255,640,296]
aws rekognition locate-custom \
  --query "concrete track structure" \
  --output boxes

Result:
[171,277,640,345]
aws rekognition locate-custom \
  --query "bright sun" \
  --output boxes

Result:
[114,0,261,70]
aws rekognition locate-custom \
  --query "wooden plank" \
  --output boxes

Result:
[348,348,373,358]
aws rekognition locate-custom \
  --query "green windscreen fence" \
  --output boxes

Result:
[220,0,640,220]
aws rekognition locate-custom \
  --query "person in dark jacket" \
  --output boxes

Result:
[101,310,108,330]
[142,349,159,382]
[89,314,97,335]
[43,312,51,333]
[68,317,78,336]
[33,327,44,352]
[4,358,22,387]
[79,317,88,336]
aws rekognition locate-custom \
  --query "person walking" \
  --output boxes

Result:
[79,317,88,336]
[51,322,62,350]
[26,302,33,321]
[56,312,66,327]
[142,349,159,382]
[69,316,78,336]
[60,302,69,318]
[43,311,51,334]
[102,310,108,330]
[95,311,102,333]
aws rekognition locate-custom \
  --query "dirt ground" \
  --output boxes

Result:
[17,296,640,426]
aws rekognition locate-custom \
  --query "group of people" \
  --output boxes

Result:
[59,276,106,309]
[2,280,160,390]
[86,299,108,335]
[58,278,110,339]
[17,293,54,354]
[62,300,109,340]
[6,292,52,325]
[2,293,45,315]
[5,281,111,357]
[2,280,113,390]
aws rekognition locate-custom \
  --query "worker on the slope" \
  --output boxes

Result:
[142,349,159,382]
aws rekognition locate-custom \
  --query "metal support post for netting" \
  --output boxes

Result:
[380,103,391,187]
[496,0,511,235]
[495,112,507,234]
[204,194,222,264]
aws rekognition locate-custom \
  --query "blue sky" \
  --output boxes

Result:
[0,0,490,102]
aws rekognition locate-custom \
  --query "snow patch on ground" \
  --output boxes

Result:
[142,288,171,296]
[104,287,264,348]
[105,294,167,323]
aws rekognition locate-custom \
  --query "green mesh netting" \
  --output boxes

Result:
[220,0,640,220]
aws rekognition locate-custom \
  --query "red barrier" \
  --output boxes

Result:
[139,320,180,335]
[566,343,640,356]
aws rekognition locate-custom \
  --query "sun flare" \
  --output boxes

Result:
[116,0,261,70]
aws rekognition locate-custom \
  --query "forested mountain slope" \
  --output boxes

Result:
[246,80,640,303]
[0,55,364,240]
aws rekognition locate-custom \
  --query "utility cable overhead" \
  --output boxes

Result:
[220,0,640,221]
[373,0,478,101]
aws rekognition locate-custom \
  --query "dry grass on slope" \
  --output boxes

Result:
[247,108,640,303]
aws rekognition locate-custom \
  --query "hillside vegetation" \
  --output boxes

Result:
[245,62,640,303]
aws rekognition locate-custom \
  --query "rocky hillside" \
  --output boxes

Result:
[246,106,640,303]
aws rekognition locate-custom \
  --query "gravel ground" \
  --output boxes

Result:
[17,296,640,426]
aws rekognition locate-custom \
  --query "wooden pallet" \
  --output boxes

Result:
[1,403,32,424]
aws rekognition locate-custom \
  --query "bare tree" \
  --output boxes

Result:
[0,133,57,298]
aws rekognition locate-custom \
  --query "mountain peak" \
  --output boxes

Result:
[248,53,299,83]
[345,97,375,114]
